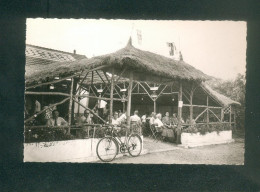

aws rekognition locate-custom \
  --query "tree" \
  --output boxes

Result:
[207,73,246,129]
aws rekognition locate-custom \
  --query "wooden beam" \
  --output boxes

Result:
[67,78,74,134]
[114,67,127,85]
[131,82,138,92]
[126,72,133,128]
[113,86,122,99]
[138,82,154,101]
[73,94,124,101]
[101,85,110,97]
[91,71,94,85]
[90,86,98,97]
[182,104,222,109]
[25,91,70,97]
[208,108,221,122]
[103,71,110,84]
[182,91,190,103]
[26,65,107,90]
[95,70,106,84]
[155,85,168,100]
[26,74,78,90]
[109,69,115,124]
[72,98,106,124]
[194,108,207,122]
[76,72,89,93]
[24,97,70,123]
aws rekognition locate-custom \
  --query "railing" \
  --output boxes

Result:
[24,123,142,143]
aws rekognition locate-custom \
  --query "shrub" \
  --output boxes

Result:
[182,123,231,135]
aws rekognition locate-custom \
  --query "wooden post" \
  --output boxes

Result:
[68,78,74,134]
[178,81,183,121]
[123,102,125,113]
[109,69,115,124]
[176,81,183,144]
[126,72,133,128]
[190,85,194,122]
[221,108,224,122]
[206,96,209,127]
[153,100,156,113]
[77,86,81,115]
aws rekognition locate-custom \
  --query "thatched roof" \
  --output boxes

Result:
[25,38,210,86]
[201,82,240,107]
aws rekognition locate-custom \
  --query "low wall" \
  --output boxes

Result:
[24,136,143,163]
[180,130,234,148]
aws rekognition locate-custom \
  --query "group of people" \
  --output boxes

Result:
[147,112,180,142]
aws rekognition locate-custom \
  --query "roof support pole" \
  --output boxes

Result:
[77,86,81,115]
[123,102,125,113]
[153,100,156,113]
[126,71,133,128]
[68,77,74,134]
[109,68,115,124]
[177,81,183,121]
[221,108,224,122]
[190,84,194,123]
[177,81,183,144]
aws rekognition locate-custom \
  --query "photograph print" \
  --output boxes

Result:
[24,19,246,164]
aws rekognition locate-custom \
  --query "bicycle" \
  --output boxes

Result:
[96,124,143,162]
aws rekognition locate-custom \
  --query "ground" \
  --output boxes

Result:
[98,131,244,164]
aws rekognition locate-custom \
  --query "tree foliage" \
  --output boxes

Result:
[207,73,246,129]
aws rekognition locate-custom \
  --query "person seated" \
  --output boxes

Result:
[77,109,92,138]
[118,112,126,124]
[111,112,121,132]
[186,115,196,127]
[130,110,141,126]
[154,113,164,132]
[162,112,171,128]
[47,110,68,127]
[171,113,178,126]
[79,110,92,125]
[149,112,156,126]
[141,112,149,124]
[111,112,120,126]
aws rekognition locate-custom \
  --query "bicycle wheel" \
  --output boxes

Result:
[128,134,142,157]
[96,137,118,162]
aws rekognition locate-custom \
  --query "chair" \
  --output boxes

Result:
[149,124,162,142]
[130,121,142,135]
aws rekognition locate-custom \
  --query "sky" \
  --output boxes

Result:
[26,19,246,80]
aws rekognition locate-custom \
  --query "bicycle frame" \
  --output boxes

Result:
[106,125,131,148]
